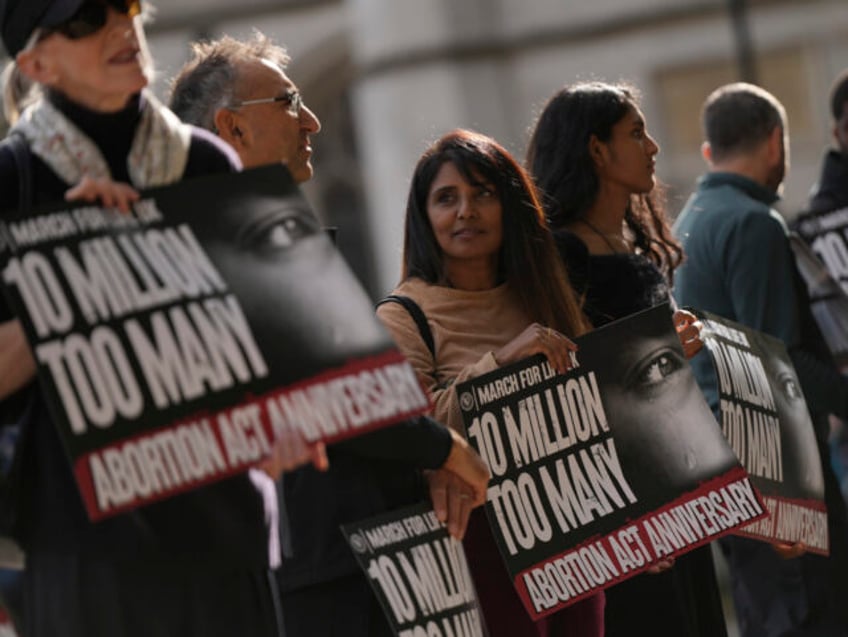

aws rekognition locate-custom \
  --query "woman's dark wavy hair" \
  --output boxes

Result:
[402,129,588,336]
[526,81,683,275]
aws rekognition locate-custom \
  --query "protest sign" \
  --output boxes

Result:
[455,304,765,619]
[0,607,17,637]
[0,165,429,520]
[698,312,829,555]
[342,503,488,637]
[795,206,848,298]
[789,210,848,368]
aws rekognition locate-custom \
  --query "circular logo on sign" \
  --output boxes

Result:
[459,392,475,412]
[349,533,369,554]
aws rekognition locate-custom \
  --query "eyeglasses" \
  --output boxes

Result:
[231,90,304,116]
[44,0,142,40]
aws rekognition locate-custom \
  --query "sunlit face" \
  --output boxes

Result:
[426,161,503,282]
[32,7,149,112]
[596,105,660,196]
[232,58,321,182]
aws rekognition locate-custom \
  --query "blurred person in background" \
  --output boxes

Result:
[793,69,848,508]
[807,69,848,214]
[674,82,848,637]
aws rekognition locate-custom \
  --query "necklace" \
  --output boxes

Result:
[579,218,629,255]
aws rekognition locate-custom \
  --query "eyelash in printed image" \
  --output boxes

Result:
[627,348,684,391]
[777,372,803,401]
[237,206,321,252]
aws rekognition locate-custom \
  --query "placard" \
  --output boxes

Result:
[0,165,429,520]
[456,304,765,619]
[698,311,828,554]
[342,503,488,637]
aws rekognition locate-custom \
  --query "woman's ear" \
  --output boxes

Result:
[15,48,57,85]
[588,134,606,168]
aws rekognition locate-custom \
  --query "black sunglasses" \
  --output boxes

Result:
[45,0,142,40]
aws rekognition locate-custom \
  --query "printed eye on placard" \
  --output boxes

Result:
[452,305,766,620]
[0,165,433,522]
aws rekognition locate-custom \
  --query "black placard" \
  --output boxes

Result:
[342,503,488,637]
[456,304,764,619]
[698,311,828,555]
[0,165,429,520]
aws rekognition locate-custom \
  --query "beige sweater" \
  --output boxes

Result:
[377,277,531,433]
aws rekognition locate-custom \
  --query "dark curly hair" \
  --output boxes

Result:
[526,81,683,276]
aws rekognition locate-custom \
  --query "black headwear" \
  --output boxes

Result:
[0,0,84,56]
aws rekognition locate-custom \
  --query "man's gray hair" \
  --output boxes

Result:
[169,32,290,131]
[701,82,787,162]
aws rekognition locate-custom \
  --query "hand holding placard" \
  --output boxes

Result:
[493,323,578,374]
[256,430,328,479]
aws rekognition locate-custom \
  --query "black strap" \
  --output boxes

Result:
[3,132,32,214]
[0,132,35,545]
[377,294,435,356]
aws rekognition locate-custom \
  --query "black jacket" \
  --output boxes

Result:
[809,149,848,214]
[0,93,276,568]
[276,416,451,591]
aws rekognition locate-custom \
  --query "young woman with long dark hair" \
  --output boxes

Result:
[526,81,725,637]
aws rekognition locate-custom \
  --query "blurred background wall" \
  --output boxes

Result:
[2,3,847,633]
[3,0,848,297]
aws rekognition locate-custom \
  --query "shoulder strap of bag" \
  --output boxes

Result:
[377,294,435,357]
[0,133,35,550]
[3,132,32,214]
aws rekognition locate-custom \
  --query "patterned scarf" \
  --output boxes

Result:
[10,90,191,188]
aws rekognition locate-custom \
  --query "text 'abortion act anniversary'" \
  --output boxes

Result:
[456,305,765,619]
[699,311,829,554]
[0,165,429,520]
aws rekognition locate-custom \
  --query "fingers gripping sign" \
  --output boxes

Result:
[495,322,579,374]
[673,309,704,359]
[65,176,140,214]
[426,468,476,540]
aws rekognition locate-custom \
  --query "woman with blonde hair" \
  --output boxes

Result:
[0,1,303,634]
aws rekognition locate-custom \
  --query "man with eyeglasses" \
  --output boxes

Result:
[170,34,321,183]
[169,33,491,637]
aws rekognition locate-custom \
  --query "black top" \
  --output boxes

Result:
[0,92,278,569]
[553,228,728,637]
[277,416,452,591]
[555,229,669,327]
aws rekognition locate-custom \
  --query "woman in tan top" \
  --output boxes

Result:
[377,129,603,636]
